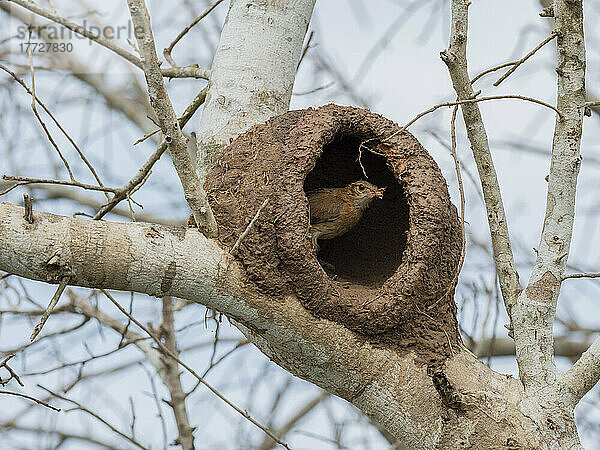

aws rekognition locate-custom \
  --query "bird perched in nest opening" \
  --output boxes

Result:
[307,180,386,251]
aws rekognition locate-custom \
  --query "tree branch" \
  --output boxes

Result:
[125,0,217,236]
[0,203,547,447]
[513,0,585,391]
[441,0,522,320]
[563,335,600,404]
[194,0,317,182]
[5,0,209,79]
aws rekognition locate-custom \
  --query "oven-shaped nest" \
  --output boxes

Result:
[205,104,462,348]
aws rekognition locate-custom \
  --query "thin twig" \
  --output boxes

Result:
[360,95,563,154]
[470,61,518,85]
[100,289,290,449]
[401,95,562,131]
[30,277,70,341]
[163,0,225,67]
[493,31,559,86]
[297,30,314,70]
[0,354,24,386]
[2,175,118,193]
[230,199,269,255]
[428,105,465,310]
[562,272,600,280]
[0,389,61,412]
[133,128,160,146]
[26,30,75,181]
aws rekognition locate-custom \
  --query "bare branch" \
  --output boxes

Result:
[442,0,522,320]
[2,175,118,194]
[562,272,600,280]
[493,31,559,86]
[126,0,217,236]
[5,0,209,79]
[428,105,465,311]
[0,354,24,386]
[402,95,562,134]
[163,0,225,67]
[25,40,75,182]
[563,336,600,404]
[0,389,61,412]
[230,199,269,255]
[30,276,69,341]
[514,0,586,390]
[33,184,181,225]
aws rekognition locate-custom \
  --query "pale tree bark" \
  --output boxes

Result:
[513,0,585,397]
[126,0,217,236]
[442,0,589,448]
[0,203,553,448]
[0,0,598,448]
[194,0,315,181]
[440,1,522,320]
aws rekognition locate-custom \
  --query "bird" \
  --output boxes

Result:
[307,180,385,252]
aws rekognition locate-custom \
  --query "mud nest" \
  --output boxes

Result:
[206,104,462,359]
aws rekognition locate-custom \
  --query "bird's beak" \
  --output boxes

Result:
[374,187,386,199]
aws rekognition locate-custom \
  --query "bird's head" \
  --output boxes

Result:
[346,180,385,209]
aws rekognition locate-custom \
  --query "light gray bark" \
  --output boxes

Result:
[0,203,552,448]
[441,0,522,319]
[127,0,218,236]
[0,0,597,447]
[443,0,589,447]
[194,0,315,182]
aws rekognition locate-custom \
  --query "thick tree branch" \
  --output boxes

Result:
[442,3,587,445]
[563,336,600,405]
[0,203,546,447]
[512,0,585,391]
[538,0,599,119]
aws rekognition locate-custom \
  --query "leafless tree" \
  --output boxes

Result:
[0,0,599,448]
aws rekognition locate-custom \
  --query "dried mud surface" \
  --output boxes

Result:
[205,104,462,363]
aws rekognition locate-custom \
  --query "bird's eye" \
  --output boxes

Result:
[357,183,365,192]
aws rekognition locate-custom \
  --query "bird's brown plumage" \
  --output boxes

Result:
[307,180,385,250]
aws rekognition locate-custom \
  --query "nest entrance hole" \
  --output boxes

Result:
[303,132,409,287]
